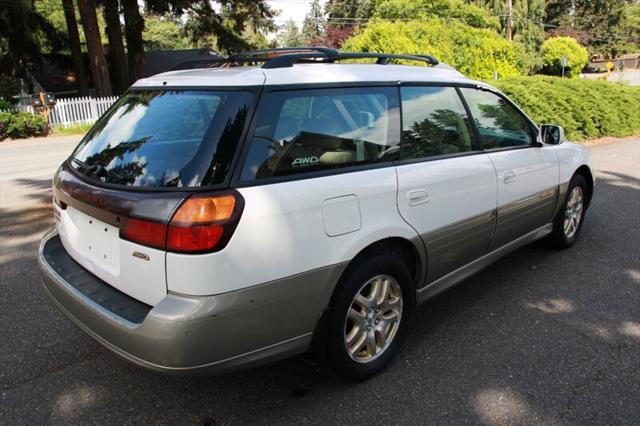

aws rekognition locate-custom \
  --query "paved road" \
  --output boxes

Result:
[1,136,639,425]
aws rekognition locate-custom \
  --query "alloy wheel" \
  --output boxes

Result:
[343,274,403,363]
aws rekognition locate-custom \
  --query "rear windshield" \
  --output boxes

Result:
[70,90,253,188]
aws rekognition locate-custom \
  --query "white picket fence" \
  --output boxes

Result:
[1,96,118,128]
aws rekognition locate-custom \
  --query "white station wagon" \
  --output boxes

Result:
[39,48,594,380]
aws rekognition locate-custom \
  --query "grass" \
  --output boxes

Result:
[51,122,94,136]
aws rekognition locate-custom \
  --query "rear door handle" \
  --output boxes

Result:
[503,171,517,184]
[407,189,430,206]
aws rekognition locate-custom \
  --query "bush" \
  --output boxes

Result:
[0,111,49,140]
[541,37,589,78]
[342,18,527,80]
[493,76,640,140]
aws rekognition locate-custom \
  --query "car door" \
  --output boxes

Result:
[459,87,559,250]
[395,86,498,284]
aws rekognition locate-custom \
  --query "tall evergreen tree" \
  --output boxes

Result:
[62,0,89,95]
[276,19,306,48]
[147,0,276,54]
[122,0,146,82]
[302,0,325,43]
[77,0,113,96]
[325,0,376,28]
[102,0,129,93]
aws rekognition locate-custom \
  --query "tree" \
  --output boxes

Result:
[325,0,376,27]
[76,0,112,96]
[122,0,145,82]
[342,18,527,80]
[541,36,589,78]
[147,0,277,54]
[312,25,356,49]
[376,0,500,30]
[62,0,89,95]
[276,19,306,48]
[544,0,638,58]
[302,0,325,43]
[143,16,191,50]
[102,0,129,93]
[0,0,66,76]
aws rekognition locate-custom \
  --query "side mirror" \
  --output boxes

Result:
[541,124,565,145]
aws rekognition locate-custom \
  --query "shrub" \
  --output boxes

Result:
[0,111,49,140]
[540,36,589,78]
[0,111,12,140]
[342,18,527,80]
[493,76,640,140]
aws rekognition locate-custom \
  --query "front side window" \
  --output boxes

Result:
[460,88,533,149]
[240,87,400,181]
[400,86,476,159]
[71,90,253,188]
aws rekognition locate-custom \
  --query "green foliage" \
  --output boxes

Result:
[544,0,638,58]
[494,76,640,140]
[0,74,20,103]
[51,122,94,136]
[275,19,307,48]
[541,37,589,78]
[325,0,377,27]
[342,19,527,80]
[375,0,500,30]
[0,111,48,140]
[302,0,325,43]
[143,15,190,50]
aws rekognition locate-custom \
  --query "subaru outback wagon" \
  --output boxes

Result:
[39,48,594,380]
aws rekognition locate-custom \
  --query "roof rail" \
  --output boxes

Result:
[171,48,441,71]
[258,49,439,68]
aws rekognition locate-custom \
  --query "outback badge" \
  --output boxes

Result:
[132,251,150,261]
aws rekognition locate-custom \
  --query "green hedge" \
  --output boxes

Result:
[493,76,640,140]
[0,111,49,140]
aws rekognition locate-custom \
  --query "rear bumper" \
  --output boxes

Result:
[39,228,345,375]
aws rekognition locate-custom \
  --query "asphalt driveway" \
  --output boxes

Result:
[1,136,638,424]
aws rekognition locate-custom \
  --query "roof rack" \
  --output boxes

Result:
[171,47,440,71]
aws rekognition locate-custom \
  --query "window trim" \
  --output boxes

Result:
[231,84,402,187]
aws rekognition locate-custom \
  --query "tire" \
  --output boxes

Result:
[548,174,588,248]
[326,249,414,381]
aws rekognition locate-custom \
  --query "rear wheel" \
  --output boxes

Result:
[326,251,414,381]
[549,174,587,248]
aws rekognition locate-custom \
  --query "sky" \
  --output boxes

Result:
[267,0,328,29]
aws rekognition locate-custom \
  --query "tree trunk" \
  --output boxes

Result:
[77,0,113,96]
[61,0,88,96]
[102,0,129,93]
[121,0,145,82]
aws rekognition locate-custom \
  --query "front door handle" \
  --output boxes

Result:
[407,189,430,206]
[503,171,517,184]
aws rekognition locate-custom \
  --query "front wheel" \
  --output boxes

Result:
[549,174,587,248]
[326,251,414,381]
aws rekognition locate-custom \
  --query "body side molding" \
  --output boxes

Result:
[417,223,553,304]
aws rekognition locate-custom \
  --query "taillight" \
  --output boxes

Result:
[167,194,238,253]
[120,191,244,253]
[121,217,167,250]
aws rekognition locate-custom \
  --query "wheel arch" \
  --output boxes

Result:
[574,164,594,208]
[329,237,426,308]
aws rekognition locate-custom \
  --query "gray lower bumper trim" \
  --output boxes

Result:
[39,228,346,375]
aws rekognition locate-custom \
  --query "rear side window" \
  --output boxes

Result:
[240,87,400,181]
[71,90,253,188]
[460,88,533,149]
[400,86,476,159]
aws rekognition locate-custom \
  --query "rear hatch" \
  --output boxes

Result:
[54,89,255,306]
